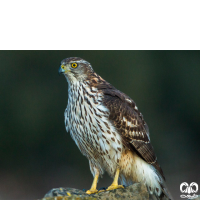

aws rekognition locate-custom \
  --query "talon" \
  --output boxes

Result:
[86,172,99,194]
[106,184,124,191]
[86,189,98,194]
[106,168,124,191]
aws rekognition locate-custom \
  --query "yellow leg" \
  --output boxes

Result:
[86,172,99,194]
[106,168,124,191]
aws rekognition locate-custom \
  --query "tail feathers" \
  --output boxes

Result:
[119,161,173,200]
[152,165,173,200]
[159,181,174,200]
[148,181,173,200]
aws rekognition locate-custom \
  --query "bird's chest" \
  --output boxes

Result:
[65,83,106,144]
[64,83,123,160]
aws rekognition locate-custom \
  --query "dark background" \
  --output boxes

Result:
[0,51,200,200]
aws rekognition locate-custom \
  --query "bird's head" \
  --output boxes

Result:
[58,57,94,83]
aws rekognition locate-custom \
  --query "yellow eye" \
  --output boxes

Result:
[71,63,77,68]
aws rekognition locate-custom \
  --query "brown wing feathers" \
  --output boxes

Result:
[101,87,165,180]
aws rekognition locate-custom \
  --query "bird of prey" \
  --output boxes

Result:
[58,57,173,200]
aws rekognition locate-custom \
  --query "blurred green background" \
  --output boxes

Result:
[0,51,200,200]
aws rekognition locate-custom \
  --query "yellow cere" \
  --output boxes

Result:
[61,65,65,69]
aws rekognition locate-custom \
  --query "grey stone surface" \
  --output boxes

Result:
[40,183,150,200]
[40,183,200,200]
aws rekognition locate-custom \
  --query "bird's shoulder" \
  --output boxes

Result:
[97,83,149,140]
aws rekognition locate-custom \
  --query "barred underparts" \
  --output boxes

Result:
[59,57,173,200]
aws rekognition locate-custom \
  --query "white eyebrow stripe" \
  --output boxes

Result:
[71,60,88,64]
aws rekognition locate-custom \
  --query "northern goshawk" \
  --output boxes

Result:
[58,57,172,200]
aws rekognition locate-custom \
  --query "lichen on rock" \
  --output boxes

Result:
[39,182,200,200]
[40,182,151,200]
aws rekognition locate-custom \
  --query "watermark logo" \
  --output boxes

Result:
[180,182,198,199]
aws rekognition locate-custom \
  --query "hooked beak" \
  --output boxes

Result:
[58,65,65,75]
